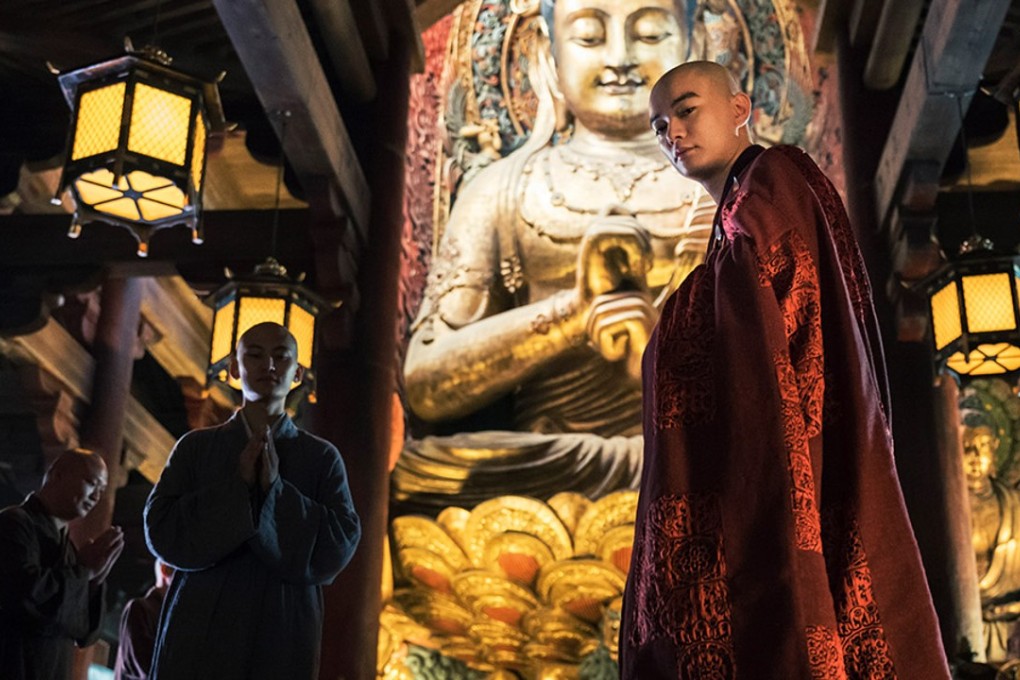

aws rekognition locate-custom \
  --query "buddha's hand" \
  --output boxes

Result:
[984,601,1020,621]
[575,213,656,380]
[585,291,656,381]
[577,212,653,303]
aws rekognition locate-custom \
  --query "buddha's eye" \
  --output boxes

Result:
[632,13,673,44]
[568,16,606,46]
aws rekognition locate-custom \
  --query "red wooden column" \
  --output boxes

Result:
[310,35,412,680]
[934,379,985,659]
[71,274,143,678]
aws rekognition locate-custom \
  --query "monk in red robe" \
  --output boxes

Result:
[619,61,951,678]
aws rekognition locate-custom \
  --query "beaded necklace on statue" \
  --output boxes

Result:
[531,144,683,215]
[555,145,669,201]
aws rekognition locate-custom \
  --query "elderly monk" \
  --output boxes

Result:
[145,322,361,679]
[619,61,950,678]
[0,448,124,680]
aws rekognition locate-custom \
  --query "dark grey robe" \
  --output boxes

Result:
[0,494,105,680]
[144,413,361,680]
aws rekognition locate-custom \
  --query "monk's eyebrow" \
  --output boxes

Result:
[670,92,699,106]
[650,91,700,124]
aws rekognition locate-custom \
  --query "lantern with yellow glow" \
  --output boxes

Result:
[206,257,329,398]
[54,46,224,256]
[927,236,1020,379]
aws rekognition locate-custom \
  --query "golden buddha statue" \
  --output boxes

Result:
[963,411,1020,663]
[395,0,715,511]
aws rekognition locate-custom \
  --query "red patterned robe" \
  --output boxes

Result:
[619,145,950,679]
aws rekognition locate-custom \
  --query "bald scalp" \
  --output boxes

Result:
[236,322,298,356]
[45,448,105,484]
[652,60,742,103]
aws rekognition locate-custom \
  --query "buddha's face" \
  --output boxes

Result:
[552,0,686,139]
[963,424,999,490]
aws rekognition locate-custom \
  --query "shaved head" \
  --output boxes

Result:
[237,322,297,356]
[651,61,743,106]
[231,321,304,404]
[45,448,105,484]
[648,60,753,201]
[39,448,108,521]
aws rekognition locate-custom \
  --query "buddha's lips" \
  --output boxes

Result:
[598,79,644,94]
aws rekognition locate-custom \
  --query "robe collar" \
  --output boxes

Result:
[21,493,63,540]
[228,408,299,441]
[710,144,766,252]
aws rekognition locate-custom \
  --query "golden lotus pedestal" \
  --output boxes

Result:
[380,492,636,678]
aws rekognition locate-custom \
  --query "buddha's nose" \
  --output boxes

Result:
[605,29,636,69]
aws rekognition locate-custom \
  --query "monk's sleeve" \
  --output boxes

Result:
[144,433,256,571]
[0,511,102,643]
[247,443,361,585]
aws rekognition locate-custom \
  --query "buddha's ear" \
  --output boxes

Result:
[531,24,571,134]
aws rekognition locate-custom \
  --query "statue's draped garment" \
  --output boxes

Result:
[620,145,949,678]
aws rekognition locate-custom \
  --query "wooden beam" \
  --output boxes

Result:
[139,276,235,411]
[385,0,425,73]
[307,0,377,103]
[351,1,390,61]
[862,0,926,90]
[212,0,370,234]
[810,0,845,57]
[0,210,317,289]
[848,0,884,49]
[873,0,1012,227]
[0,319,176,483]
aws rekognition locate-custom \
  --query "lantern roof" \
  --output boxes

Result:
[54,47,228,133]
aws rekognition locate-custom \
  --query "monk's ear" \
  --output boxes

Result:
[292,364,304,384]
[732,92,752,129]
[228,354,241,380]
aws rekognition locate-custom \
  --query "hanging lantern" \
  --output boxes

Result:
[206,257,331,397]
[54,44,225,256]
[926,236,1020,379]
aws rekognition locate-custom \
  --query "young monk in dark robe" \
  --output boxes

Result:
[145,322,361,679]
[619,61,951,678]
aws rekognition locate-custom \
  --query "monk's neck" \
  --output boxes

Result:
[241,402,284,433]
[706,140,755,203]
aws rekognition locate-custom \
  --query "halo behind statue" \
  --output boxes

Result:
[446,0,812,154]
[960,378,1020,486]
[433,0,815,244]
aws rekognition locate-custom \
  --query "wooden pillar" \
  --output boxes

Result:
[70,274,143,679]
[311,35,412,680]
[934,379,985,660]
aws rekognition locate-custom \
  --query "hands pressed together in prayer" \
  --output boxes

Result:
[575,212,657,381]
[78,525,125,585]
[239,425,280,492]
